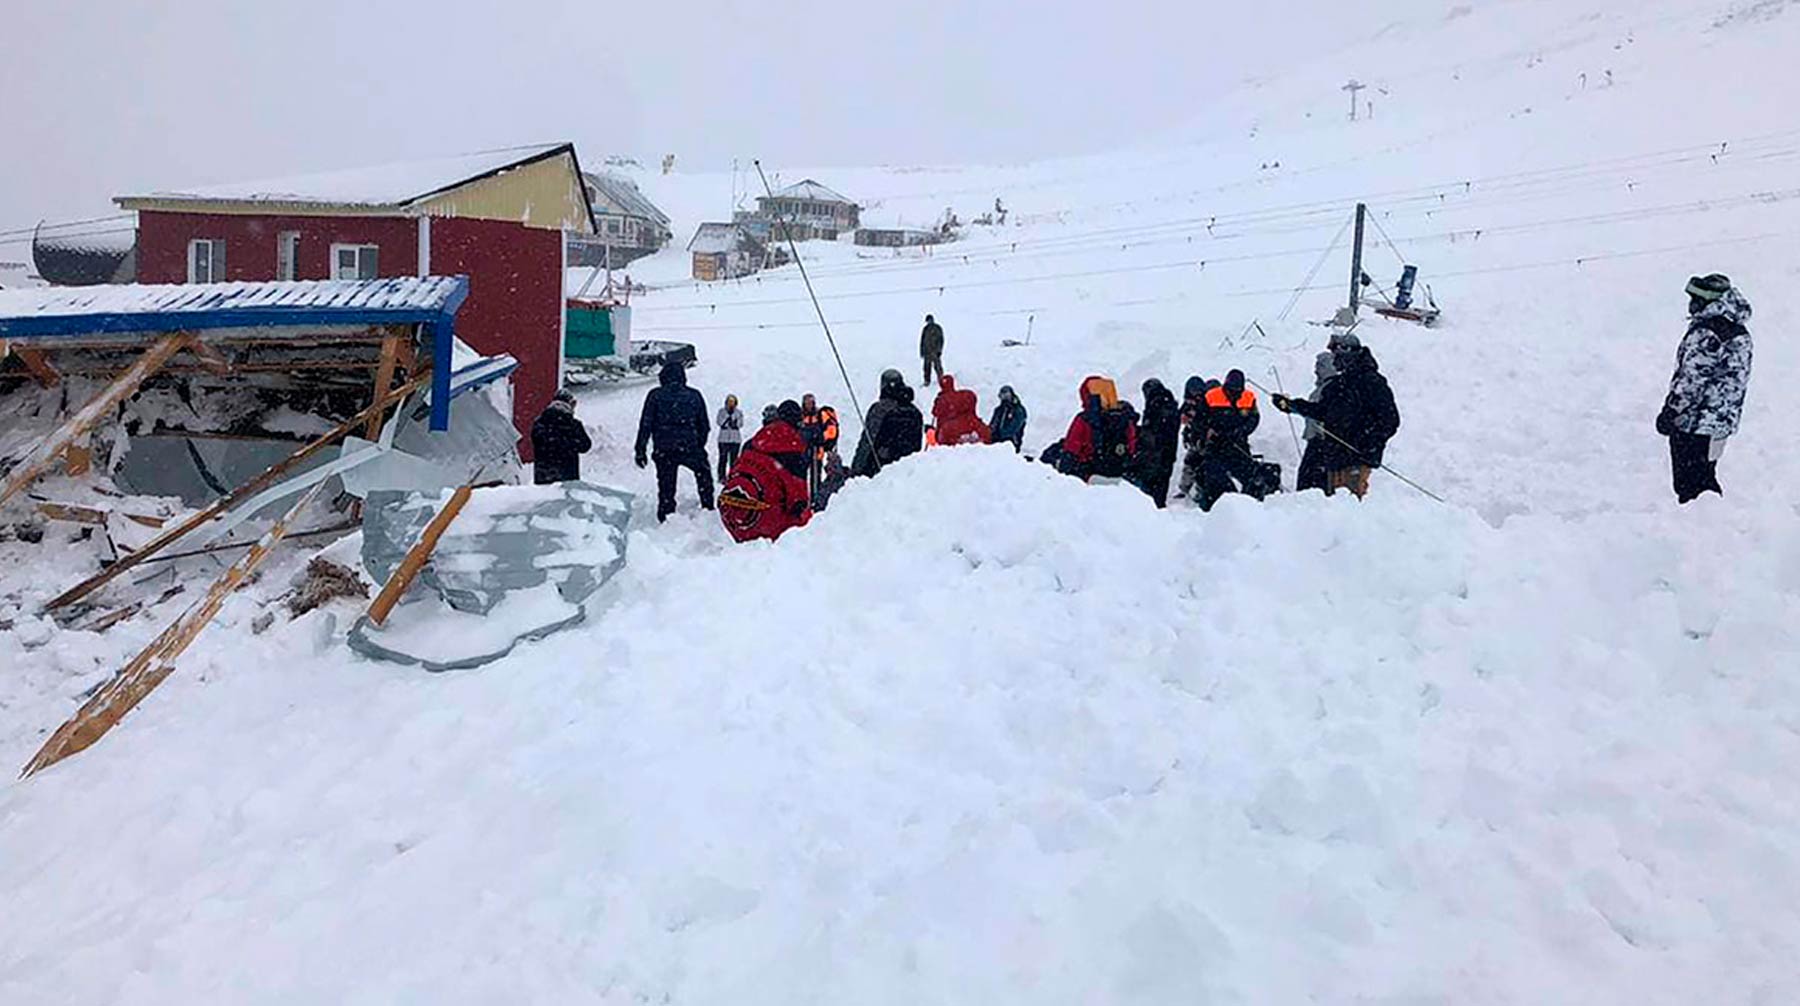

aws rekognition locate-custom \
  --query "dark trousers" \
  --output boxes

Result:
[1138,453,1175,508]
[1668,431,1721,503]
[1195,446,1262,511]
[717,442,741,483]
[922,354,943,386]
[655,449,715,520]
[1296,439,1330,493]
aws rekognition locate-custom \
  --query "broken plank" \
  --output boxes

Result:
[21,483,326,778]
[0,333,191,510]
[14,347,62,388]
[364,332,404,440]
[185,340,234,375]
[366,486,472,627]
[43,370,431,612]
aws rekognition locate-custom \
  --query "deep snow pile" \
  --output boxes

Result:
[2,450,1798,1002]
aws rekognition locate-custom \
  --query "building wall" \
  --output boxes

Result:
[135,210,419,283]
[418,150,594,234]
[136,209,563,461]
[429,216,564,459]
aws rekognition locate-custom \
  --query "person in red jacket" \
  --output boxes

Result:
[930,374,992,446]
[718,400,814,544]
[1049,375,1138,480]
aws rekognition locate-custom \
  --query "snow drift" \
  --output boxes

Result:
[3,449,1798,1002]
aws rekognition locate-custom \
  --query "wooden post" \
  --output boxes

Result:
[0,332,191,509]
[21,482,326,778]
[14,347,62,388]
[42,370,432,612]
[364,330,404,440]
[365,485,472,626]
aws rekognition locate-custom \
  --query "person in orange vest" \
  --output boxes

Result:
[799,393,840,496]
[1185,368,1266,510]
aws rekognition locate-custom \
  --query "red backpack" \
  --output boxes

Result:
[719,424,813,543]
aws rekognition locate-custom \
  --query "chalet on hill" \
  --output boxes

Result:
[688,223,766,281]
[755,179,860,241]
[572,171,672,268]
[113,143,597,458]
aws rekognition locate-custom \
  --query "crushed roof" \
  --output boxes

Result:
[0,276,468,333]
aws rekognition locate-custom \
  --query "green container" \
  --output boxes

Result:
[565,301,616,359]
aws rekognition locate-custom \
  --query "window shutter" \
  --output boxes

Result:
[213,240,225,282]
[359,247,378,279]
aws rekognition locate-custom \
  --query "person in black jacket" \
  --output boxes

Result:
[635,362,714,521]
[530,388,592,485]
[851,368,925,477]
[1273,344,1400,498]
[989,385,1028,452]
[1135,378,1182,508]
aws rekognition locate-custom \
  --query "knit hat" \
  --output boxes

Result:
[1328,332,1362,353]
[552,388,576,406]
[1686,274,1732,302]
[776,399,804,426]
[1183,375,1207,400]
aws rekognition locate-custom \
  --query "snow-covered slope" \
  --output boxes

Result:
[5,1,1800,1002]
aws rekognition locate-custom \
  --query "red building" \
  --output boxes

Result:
[117,144,596,460]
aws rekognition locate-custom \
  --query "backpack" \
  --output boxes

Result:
[1089,406,1137,478]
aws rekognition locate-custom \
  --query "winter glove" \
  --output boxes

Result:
[1654,407,1677,437]
[635,452,648,469]
[1271,394,1292,414]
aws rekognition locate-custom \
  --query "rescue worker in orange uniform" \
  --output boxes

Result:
[799,393,841,498]
[1185,368,1264,511]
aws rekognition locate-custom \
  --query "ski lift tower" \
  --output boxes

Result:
[1342,79,1366,121]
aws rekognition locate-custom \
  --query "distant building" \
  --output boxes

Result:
[572,171,672,268]
[688,223,766,281]
[754,179,860,241]
[114,142,598,458]
[32,224,137,286]
[854,227,943,249]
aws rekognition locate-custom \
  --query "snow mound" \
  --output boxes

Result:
[3,448,1797,1002]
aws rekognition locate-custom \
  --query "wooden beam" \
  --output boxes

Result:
[42,370,432,612]
[366,486,471,626]
[364,332,404,439]
[21,483,326,778]
[0,333,191,510]
[14,347,63,388]
[185,340,234,375]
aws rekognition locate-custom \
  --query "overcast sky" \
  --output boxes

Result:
[0,0,1371,233]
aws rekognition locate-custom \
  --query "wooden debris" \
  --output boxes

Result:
[185,340,235,375]
[366,486,472,627]
[43,371,430,612]
[21,482,326,778]
[78,585,186,634]
[14,347,62,388]
[365,331,405,439]
[0,332,192,510]
[33,499,170,529]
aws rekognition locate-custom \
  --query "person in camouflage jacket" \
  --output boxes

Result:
[1657,274,1753,503]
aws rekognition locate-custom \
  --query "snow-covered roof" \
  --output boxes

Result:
[583,171,669,226]
[768,179,855,205]
[117,144,570,210]
[687,222,757,255]
[0,276,468,331]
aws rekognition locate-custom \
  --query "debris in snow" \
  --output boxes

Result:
[284,558,370,619]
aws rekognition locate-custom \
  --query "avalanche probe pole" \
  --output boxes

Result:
[753,160,876,472]
[1243,375,1447,504]
[1268,365,1305,468]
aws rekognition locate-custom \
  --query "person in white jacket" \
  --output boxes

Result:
[716,395,747,481]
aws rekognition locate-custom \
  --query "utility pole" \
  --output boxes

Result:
[1342,79,1366,121]
[1348,202,1367,313]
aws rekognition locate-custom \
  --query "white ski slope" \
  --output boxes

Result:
[4,1,1800,1002]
